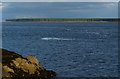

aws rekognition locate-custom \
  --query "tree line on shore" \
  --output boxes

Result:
[5,18,119,22]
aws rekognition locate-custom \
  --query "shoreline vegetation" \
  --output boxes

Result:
[4,18,119,23]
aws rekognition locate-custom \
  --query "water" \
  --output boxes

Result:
[2,22,118,77]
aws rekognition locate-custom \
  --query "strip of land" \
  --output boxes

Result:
[4,18,119,22]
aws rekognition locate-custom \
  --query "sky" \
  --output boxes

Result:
[1,0,120,2]
[1,2,118,21]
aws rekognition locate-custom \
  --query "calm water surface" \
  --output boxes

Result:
[2,22,118,77]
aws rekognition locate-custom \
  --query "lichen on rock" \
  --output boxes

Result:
[1,49,56,79]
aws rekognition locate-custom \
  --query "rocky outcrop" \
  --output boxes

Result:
[1,49,56,79]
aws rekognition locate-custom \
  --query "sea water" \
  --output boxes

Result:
[2,22,118,77]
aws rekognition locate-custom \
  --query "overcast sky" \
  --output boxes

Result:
[1,2,118,21]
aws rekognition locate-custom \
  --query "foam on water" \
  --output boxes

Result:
[41,37,75,41]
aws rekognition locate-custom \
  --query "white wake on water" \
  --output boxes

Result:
[41,37,75,41]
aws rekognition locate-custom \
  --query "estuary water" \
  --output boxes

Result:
[2,22,118,77]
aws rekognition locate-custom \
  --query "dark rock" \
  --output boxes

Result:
[1,49,56,79]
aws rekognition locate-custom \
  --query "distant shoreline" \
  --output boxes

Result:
[3,18,119,23]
